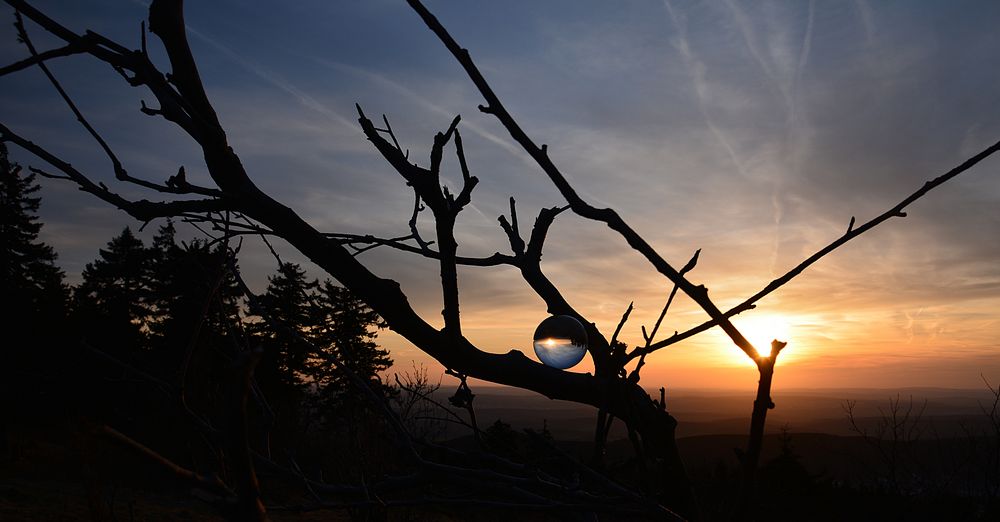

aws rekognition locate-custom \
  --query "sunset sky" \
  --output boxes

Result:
[3,1,999,392]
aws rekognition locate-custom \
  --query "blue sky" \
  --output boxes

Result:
[3,0,999,390]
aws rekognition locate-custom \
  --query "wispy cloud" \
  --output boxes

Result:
[663,0,747,179]
[184,27,357,131]
[795,2,815,87]
[723,0,790,107]
[789,0,815,134]
[318,60,534,168]
[125,0,355,131]
[854,0,876,46]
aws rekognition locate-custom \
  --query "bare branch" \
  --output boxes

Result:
[9,0,204,141]
[734,338,787,517]
[407,0,762,362]
[394,373,472,432]
[429,114,460,176]
[524,204,568,259]
[510,204,615,371]
[357,106,472,336]
[328,231,514,266]
[95,423,234,500]
[147,0,222,130]
[407,191,431,251]
[0,36,89,76]
[497,197,525,256]
[381,113,404,153]
[452,129,478,209]
[357,105,428,188]
[2,123,230,221]
[610,301,633,348]
[627,249,700,375]
[17,12,145,190]
[27,165,71,181]
[224,348,268,521]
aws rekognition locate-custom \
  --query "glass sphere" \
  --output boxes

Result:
[533,315,588,369]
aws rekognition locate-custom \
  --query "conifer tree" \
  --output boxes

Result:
[252,263,317,390]
[0,142,67,342]
[146,222,241,384]
[73,227,151,359]
[249,262,318,447]
[307,279,390,413]
[146,220,182,337]
[0,141,68,414]
[251,263,389,433]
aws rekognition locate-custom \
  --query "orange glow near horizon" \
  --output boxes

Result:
[356,212,1000,392]
[377,291,1000,391]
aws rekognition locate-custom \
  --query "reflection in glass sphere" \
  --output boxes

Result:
[533,315,588,369]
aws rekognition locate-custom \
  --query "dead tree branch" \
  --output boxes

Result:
[95,423,235,502]
[406,0,762,364]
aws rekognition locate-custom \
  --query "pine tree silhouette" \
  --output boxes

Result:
[1,141,69,419]
[146,221,241,383]
[252,263,316,389]
[306,279,391,418]
[1,142,67,336]
[73,227,152,361]
[250,262,391,444]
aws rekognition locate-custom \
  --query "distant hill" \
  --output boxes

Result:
[438,386,998,440]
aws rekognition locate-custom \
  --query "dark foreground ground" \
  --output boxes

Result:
[4,386,999,521]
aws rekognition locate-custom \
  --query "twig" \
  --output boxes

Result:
[94,423,235,503]
[609,301,633,348]
[394,374,471,431]
[407,0,761,363]
[407,191,431,251]
[12,11,220,197]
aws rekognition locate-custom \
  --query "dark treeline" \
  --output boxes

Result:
[1,141,395,499]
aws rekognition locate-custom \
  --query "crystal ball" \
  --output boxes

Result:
[532,315,588,369]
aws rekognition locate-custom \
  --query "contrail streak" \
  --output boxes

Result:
[129,0,356,131]
[663,0,747,179]
[320,60,535,168]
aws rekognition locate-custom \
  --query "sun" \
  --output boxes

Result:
[729,314,792,361]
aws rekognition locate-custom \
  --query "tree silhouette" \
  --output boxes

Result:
[252,263,316,389]
[73,227,152,360]
[144,221,244,422]
[145,219,184,345]
[305,279,391,417]
[0,141,66,336]
[1,0,997,519]
[22,200,395,519]
[0,140,68,417]
[247,262,317,455]
[249,262,391,447]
